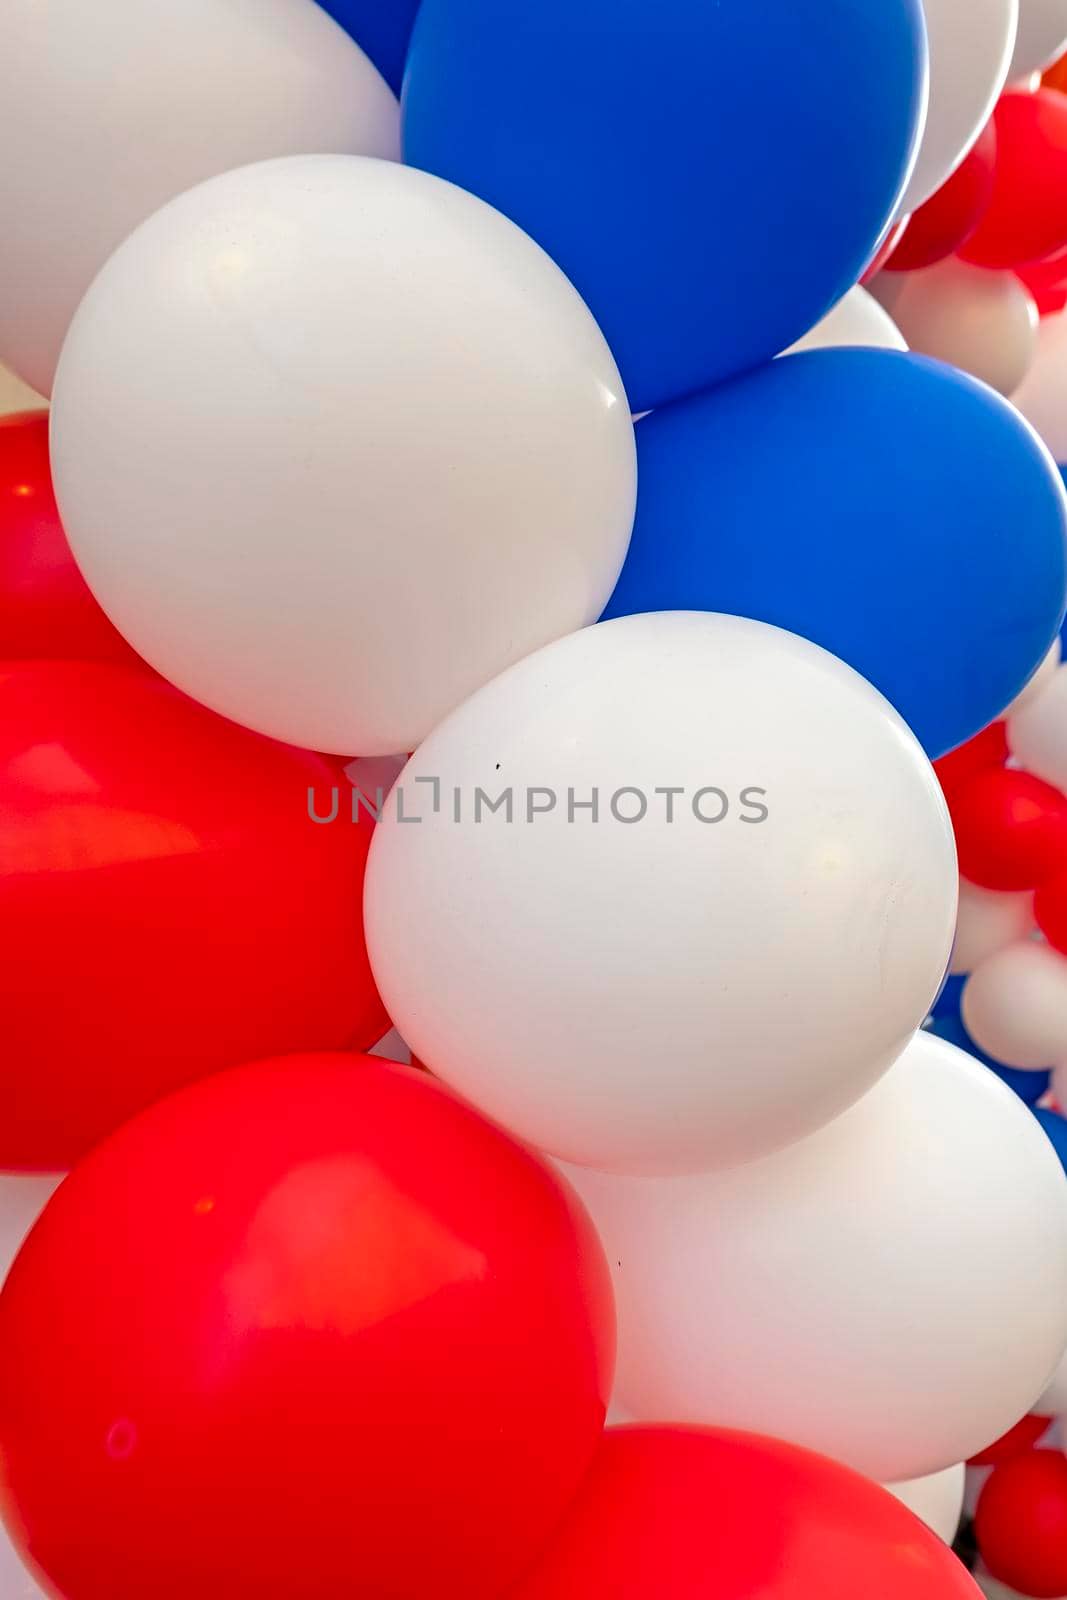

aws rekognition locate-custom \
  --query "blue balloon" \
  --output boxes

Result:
[927,1015,1051,1107]
[403,0,927,411]
[931,973,966,1022]
[604,350,1067,757]
[1032,1108,1067,1172]
[315,0,420,93]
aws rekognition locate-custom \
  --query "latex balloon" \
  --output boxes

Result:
[887,1463,967,1544]
[1012,0,1067,74]
[0,1056,615,1600]
[0,0,398,396]
[1038,1347,1067,1412]
[314,0,420,91]
[926,1013,1052,1104]
[1036,870,1067,951]
[781,288,907,355]
[366,611,957,1177]
[935,721,1010,793]
[963,91,1067,268]
[1013,308,1067,458]
[0,661,387,1170]
[563,1031,1067,1481]
[977,1452,1067,1596]
[403,0,928,410]
[970,1413,1052,1465]
[0,412,142,664]
[872,259,1038,394]
[950,881,1034,973]
[886,121,999,270]
[945,767,1067,888]
[51,155,636,757]
[509,1428,981,1600]
[1004,636,1062,714]
[603,350,1067,758]
[0,364,44,420]
[963,942,1067,1066]
[1035,1107,1067,1170]
[897,0,1016,214]
[861,215,913,281]
[1009,664,1067,786]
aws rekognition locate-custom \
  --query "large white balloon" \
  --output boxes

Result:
[781,287,907,356]
[1008,664,1067,788]
[872,260,1038,395]
[963,942,1067,1067]
[563,1032,1067,1480]
[0,0,399,396]
[51,155,636,756]
[899,0,1018,213]
[950,880,1034,975]
[1011,0,1067,74]
[366,611,958,1176]
[887,1463,967,1544]
[1011,304,1067,461]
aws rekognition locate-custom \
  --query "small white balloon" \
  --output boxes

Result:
[900,0,1018,213]
[781,287,907,356]
[950,880,1034,975]
[963,942,1067,1067]
[563,1031,1067,1480]
[1011,0,1067,74]
[1008,664,1067,789]
[366,611,958,1176]
[886,1463,967,1544]
[0,0,399,396]
[1003,637,1063,718]
[1011,304,1067,460]
[872,259,1038,395]
[0,364,44,420]
[52,155,636,757]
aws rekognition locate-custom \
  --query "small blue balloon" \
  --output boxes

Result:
[403,0,927,411]
[604,350,1067,757]
[1032,1108,1067,1171]
[315,0,420,93]
[931,973,966,1022]
[927,1015,1051,1107]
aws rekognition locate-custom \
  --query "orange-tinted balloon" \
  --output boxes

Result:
[963,91,1067,267]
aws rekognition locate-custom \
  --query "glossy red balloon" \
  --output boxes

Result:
[510,1427,981,1600]
[946,766,1067,889]
[934,720,1009,796]
[0,1055,615,1600]
[1017,243,1067,315]
[976,1450,1067,1597]
[963,91,1067,268]
[969,1412,1052,1466]
[0,412,141,664]
[0,661,387,1168]
[886,121,997,271]
[860,215,911,283]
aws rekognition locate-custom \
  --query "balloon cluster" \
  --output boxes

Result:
[2,2,1067,1599]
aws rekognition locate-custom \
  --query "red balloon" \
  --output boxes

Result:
[1017,242,1067,315]
[0,412,142,665]
[885,121,997,271]
[860,215,911,283]
[963,90,1067,268]
[0,661,387,1168]
[969,1412,1052,1466]
[510,1427,980,1600]
[0,1055,614,1600]
[976,1450,1067,1597]
[933,720,1009,796]
[946,766,1067,889]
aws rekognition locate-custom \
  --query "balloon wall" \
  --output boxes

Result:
[6,3,1067,1599]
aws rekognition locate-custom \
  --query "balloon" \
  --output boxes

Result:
[1036,870,1067,951]
[1004,636,1062,714]
[0,1055,614,1600]
[0,364,44,421]
[871,259,1038,395]
[950,881,1034,974]
[861,215,914,282]
[563,1031,1067,1481]
[897,0,1016,214]
[935,721,1011,793]
[945,767,1067,888]
[402,0,928,410]
[508,1427,981,1600]
[926,1013,1051,1104]
[886,120,999,270]
[781,287,906,356]
[970,1413,1052,1465]
[963,91,1067,268]
[1039,1347,1067,1412]
[1017,242,1067,315]
[0,412,142,664]
[977,1452,1067,1596]
[963,943,1067,1066]
[366,611,957,1177]
[1013,308,1067,458]
[0,0,398,396]
[1034,1107,1067,1169]
[1012,0,1067,75]
[602,350,1067,758]
[887,1463,967,1544]
[0,661,387,1170]
[51,155,636,757]
[1009,665,1067,786]
[314,0,420,92]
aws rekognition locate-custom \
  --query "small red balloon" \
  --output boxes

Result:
[933,720,1009,796]
[0,1055,615,1600]
[510,1427,981,1600]
[969,1411,1052,1466]
[886,120,998,271]
[946,766,1067,889]
[0,661,387,1168]
[963,90,1067,268]
[1017,242,1067,314]
[860,215,911,283]
[976,1450,1067,1597]
[0,412,141,665]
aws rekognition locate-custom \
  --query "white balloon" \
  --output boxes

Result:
[1011,0,1067,74]
[963,942,1067,1067]
[781,287,907,356]
[563,1031,1067,1480]
[900,0,1018,213]
[365,611,958,1176]
[1002,636,1063,718]
[1038,1345,1067,1412]
[886,1463,966,1544]
[966,1465,993,1520]
[950,880,1034,975]
[52,155,636,757]
[0,364,44,420]
[872,260,1038,395]
[1011,304,1067,461]
[1008,664,1067,789]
